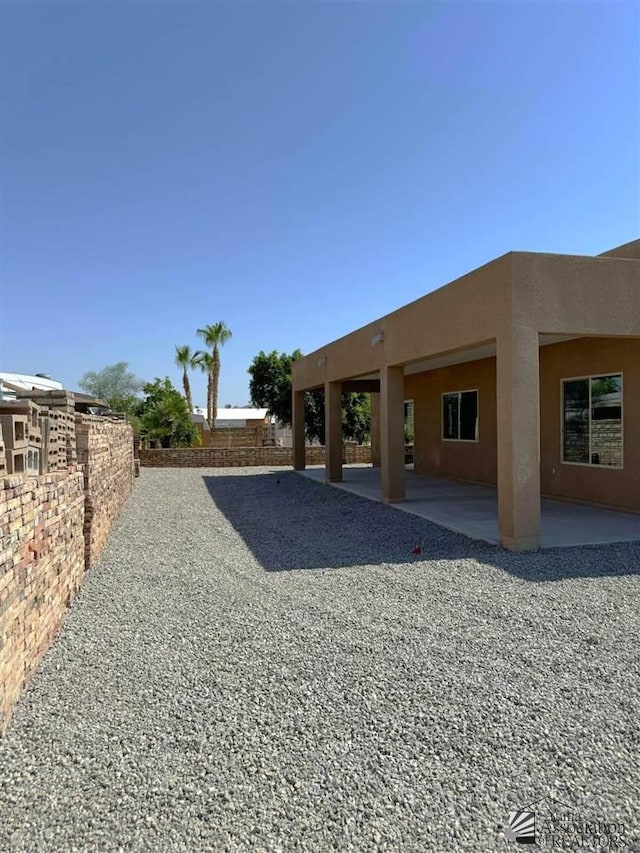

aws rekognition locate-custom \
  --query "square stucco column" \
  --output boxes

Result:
[496,328,541,551]
[370,392,381,467]
[292,390,306,470]
[380,366,405,502]
[325,381,342,482]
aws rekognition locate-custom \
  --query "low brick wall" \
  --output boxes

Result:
[308,445,372,465]
[563,419,623,467]
[1,414,135,732]
[591,419,623,467]
[201,426,269,449]
[140,444,372,467]
[76,417,135,568]
[0,469,85,730]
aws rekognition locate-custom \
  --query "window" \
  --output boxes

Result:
[562,374,622,467]
[442,390,478,441]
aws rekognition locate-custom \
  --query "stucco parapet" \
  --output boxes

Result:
[293,253,513,390]
[510,251,640,336]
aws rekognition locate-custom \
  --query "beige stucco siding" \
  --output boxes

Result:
[513,253,640,337]
[292,242,639,546]
[539,337,640,512]
[292,254,511,391]
[405,357,498,485]
[293,252,639,394]
[406,338,639,511]
[599,239,640,260]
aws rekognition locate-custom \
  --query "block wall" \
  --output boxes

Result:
[1,414,134,732]
[200,426,270,448]
[0,469,85,731]
[76,417,135,568]
[139,444,372,467]
[2,396,76,476]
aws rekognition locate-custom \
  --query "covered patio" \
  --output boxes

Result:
[299,466,640,549]
[292,244,639,551]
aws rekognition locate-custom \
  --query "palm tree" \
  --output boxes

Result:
[174,345,196,412]
[193,351,215,426]
[140,403,173,448]
[196,322,232,426]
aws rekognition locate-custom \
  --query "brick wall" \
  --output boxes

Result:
[0,469,85,731]
[1,414,134,732]
[590,420,623,467]
[200,426,270,448]
[140,444,372,467]
[1,395,77,476]
[76,417,135,568]
[563,419,623,467]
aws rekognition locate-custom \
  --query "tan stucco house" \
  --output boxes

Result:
[291,239,640,551]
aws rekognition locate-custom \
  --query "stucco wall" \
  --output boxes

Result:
[405,338,639,511]
[598,239,640,260]
[512,252,640,338]
[292,243,638,547]
[293,248,639,394]
[406,357,498,485]
[539,337,640,512]
[292,254,511,391]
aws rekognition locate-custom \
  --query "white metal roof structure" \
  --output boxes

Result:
[192,406,269,427]
[0,372,64,400]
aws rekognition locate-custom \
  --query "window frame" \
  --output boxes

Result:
[441,389,479,443]
[560,372,624,469]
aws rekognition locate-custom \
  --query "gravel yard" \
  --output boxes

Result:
[1,466,639,852]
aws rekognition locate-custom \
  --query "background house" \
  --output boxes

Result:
[190,406,273,448]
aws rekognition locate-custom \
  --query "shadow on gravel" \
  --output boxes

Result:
[202,473,640,580]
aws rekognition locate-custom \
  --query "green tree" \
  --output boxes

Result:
[303,390,371,444]
[174,345,196,412]
[113,396,145,437]
[78,362,144,408]
[304,389,324,443]
[248,349,303,426]
[591,376,620,401]
[343,393,371,444]
[196,322,232,425]
[138,378,200,448]
[248,349,371,443]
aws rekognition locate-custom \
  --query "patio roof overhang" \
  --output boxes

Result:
[291,244,640,552]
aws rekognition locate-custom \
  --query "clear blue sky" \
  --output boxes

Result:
[1,1,638,408]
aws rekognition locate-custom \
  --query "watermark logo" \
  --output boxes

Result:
[505,810,535,844]
[503,796,627,848]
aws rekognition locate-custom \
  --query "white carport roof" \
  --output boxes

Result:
[193,407,269,421]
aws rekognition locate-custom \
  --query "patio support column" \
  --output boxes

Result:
[496,328,541,551]
[325,381,342,482]
[380,366,405,502]
[292,389,306,470]
[370,392,381,467]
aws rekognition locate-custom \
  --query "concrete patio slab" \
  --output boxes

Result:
[298,466,640,549]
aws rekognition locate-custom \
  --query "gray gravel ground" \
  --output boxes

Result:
[1,466,639,852]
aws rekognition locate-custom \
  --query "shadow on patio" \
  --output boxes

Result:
[202,471,640,582]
